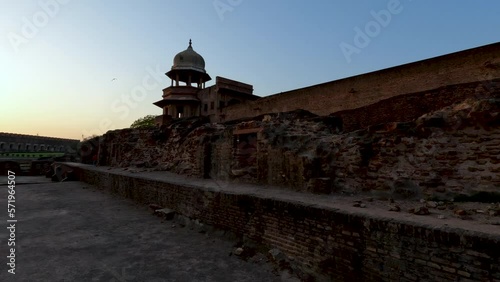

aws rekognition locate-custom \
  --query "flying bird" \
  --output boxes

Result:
[111,78,117,82]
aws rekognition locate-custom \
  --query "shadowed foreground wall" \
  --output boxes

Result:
[72,166,500,281]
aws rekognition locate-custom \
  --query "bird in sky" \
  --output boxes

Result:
[111,78,117,82]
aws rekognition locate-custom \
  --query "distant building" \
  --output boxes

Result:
[154,40,259,125]
[0,132,79,155]
[0,132,79,174]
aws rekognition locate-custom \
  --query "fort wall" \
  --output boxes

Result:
[69,44,500,280]
[337,79,500,132]
[70,165,500,281]
[223,43,500,122]
[97,97,500,198]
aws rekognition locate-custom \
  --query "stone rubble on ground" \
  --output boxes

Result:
[388,204,401,212]
[233,247,244,256]
[411,206,430,215]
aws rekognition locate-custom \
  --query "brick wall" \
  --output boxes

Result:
[328,98,500,197]
[336,79,500,132]
[96,97,500,198]
[223,43,500,122]
[72,166,500,281]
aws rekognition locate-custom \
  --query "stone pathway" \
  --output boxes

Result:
[0,177,281,282]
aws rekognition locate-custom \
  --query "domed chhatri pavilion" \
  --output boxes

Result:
[154,40,259,125]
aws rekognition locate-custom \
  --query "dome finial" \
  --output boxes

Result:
[189,39,192,47]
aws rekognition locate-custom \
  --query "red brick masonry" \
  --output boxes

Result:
[69,164,500,282]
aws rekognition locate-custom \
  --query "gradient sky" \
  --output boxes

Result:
[1,0,499,140]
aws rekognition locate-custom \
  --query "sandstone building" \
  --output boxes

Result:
[0,132,79,175]
[0,132,78,155]
[154,40,259,125]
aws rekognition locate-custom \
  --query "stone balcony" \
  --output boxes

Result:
[162,86,200,98]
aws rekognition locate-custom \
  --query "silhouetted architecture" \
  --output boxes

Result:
[0,132,78,154]
[154,40,259,125]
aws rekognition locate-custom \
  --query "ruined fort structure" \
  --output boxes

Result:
[74,42,500,281]
[153,40,258,125]
[96,42,500,198]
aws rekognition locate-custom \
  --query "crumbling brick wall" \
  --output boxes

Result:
[95,96,500,199]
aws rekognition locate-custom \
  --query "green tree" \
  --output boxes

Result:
[130,115,156,129]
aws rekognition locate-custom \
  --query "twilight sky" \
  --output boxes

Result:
[1,0,499,140]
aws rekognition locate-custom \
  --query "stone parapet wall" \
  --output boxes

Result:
[71,165,500,281]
